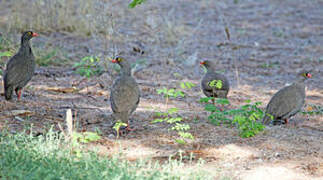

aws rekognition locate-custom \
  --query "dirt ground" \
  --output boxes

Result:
[0,0,322,179]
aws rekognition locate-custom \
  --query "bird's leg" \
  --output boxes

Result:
[15,89,22,101]
[126,119,135,131]
[212,98,215,106]
[126,125,135,131]
[284,119,289,125]
[219,104,224,112]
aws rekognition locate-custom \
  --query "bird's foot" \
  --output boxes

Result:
[117,125,136,136]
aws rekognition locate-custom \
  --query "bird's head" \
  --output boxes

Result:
[200,60,216,71]
[300,72,312,79]
[112,56,131,75]
[22,31,38,42]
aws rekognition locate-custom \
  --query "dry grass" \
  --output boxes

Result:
[0,0,322,179]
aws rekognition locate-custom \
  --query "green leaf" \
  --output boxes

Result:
[180,82,186,89]
[175,139,186,144]
[166,117,182,124]
[175,90,185,97]
[129,0,146,8]
[215,80,223,89]
[178,131,194,139]
[208,80,222,89]
[244,99,251,103]
[200,97,214,103]
[151,118,164,123]
[216,98,230,105]
[0,51,12,57]
[204,104,217,112]
[171,123,190,131]
[113,121,127,132]
[168,108,178,114]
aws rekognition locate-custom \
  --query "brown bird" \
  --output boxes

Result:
[110,56,140,131]
[263,72,312,125]
[4,31,38,100]
[200,60,230,99]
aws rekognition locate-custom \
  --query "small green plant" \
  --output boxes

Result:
[112,121,128,138]
[155,82,196,144]
[201,98,265,138]
[157,87,185,108]
[152,108,194,144]
[35,48,68,66]
[73,132,101,144]
[73,56,104,78]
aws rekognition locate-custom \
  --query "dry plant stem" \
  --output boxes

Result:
[214,2,240,88]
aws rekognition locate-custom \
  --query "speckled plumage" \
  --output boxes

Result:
[4,31,38,100]
[200,60,230,98]
[263,72,311,125]
[110,57,140,125]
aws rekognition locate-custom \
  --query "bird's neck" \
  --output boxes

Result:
[120,66,131,76]
[206,66,216,72]
[295,77,306,84]
[19,39,32,55]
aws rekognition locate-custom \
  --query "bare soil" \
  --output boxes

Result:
[0,0,322,179]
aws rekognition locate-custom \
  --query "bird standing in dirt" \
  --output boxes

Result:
[3,31,38,101]
[110,56,140,132]
[200,60,230,99]
[263,72,312,125]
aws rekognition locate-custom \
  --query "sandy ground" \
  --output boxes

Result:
[0,0,322,179]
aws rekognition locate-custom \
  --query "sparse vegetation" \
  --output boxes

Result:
[73,55,104,78]
[201,98,265,138]
[0,129,211,179]
[154,82,196,144]
[0,0,321,178]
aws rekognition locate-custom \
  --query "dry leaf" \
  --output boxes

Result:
[46,87,79,93]
[306,106,313,111]
[4,110,34,116]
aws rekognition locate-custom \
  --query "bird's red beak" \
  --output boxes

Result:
[32,32,39,37]
[307,73,312,78]
[111,59,117,63]
[200,61,205,65]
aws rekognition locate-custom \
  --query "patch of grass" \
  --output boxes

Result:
[0,129,211,179]
[6,0,117,37]
[73,55,104,78]
[34,47,69,66]
[201,98,265,138]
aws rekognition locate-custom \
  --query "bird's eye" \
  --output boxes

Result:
[28,32,32,35]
